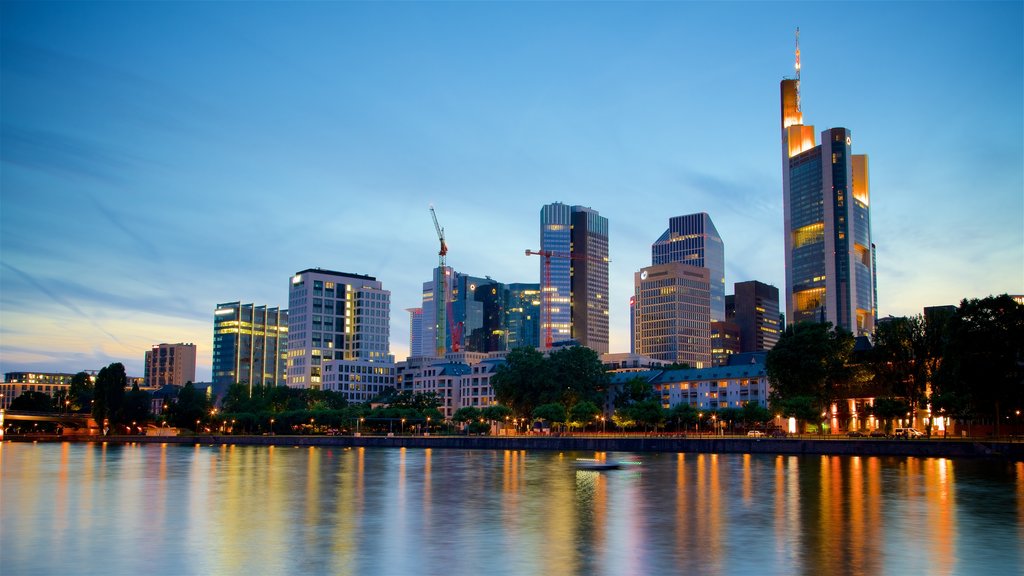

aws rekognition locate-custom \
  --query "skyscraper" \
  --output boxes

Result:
[213,302,288,392]
[652,213,726,322]
[407,308,425,357]
[781,41,875,336]
[505,283,540,350]
[539,202,609,353]
[144,343,197,388]
[287,268,392,389]
[731,281,781,352]
[633,262,711,368]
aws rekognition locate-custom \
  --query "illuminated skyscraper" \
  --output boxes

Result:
[407,308,425,357]
[213,302,288,392]
[539,202,609,353]
[780,36,875,336]
[505,283,541,350]
[652,213,725,322]
[633,262,711,368]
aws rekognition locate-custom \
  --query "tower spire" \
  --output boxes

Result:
[794,27,801,110]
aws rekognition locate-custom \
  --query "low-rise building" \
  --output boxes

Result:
[650,363,769,411]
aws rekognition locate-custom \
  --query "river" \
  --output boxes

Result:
[1,442,1021,575]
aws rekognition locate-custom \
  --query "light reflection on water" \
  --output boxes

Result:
[1,443,1021,575]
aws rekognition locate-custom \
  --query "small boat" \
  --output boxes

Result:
[575,458,622,471]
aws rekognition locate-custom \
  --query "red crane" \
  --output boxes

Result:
[525,249,609,349]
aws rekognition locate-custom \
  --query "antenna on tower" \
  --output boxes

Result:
[794,27,801,112]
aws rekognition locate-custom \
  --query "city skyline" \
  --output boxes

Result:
[2,3,1022,380]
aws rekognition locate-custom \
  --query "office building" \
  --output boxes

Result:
[710,321,741,366]
[407,308,425,357]
[539,202,609,353]
[731,281,781,352]
[652,213,726,322]
[633,262,711,368]
[144,343,197,388]
[213,302,288,393]
[287,268,392,389]
[781,46,876,336]
[505,283,540,350]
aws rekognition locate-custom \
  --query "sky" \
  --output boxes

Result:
[1,1,1021,381]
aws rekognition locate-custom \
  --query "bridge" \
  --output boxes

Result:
[1,409,95,431]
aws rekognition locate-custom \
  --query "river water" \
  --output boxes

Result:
[2,442,1021,575]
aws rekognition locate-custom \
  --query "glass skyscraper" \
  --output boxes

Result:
[652,213,725,322]
[539,203,609,353]
[781,66,875,336]
[505,283,540,350]
[213,303,287,393]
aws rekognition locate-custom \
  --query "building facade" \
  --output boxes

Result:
[505,283,540,350]
[407,308,425,358]
[650,362,769,411]
[781,62,876,336]
[287,268,392,389]
[144,343,197,388]
[212,302,288,392]
[731,281,781,352]
[710,321,741,367]
[539,203,609,353]
[633,262,712,368]
[652,213,726,322]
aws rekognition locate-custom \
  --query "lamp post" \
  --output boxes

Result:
[270,418,275,435]
[401,418,406,435]
[358,417,364,436]
[698,413,703,436]
[601,416,606,434]
[426,416,431,436]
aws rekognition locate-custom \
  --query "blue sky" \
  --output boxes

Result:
[2,2,1021,381]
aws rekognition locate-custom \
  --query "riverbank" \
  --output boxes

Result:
[8,433,1024,459]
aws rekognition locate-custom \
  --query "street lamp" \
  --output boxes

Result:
[601,416,606,434]
[426,416,431,436]
[270,418,275,435]
[357,417,364,436]
[401,418,406,435]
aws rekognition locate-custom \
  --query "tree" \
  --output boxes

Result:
[68,371,93,412]
[532,403,567,430]
[121,383,152,426]
[491,347,554,418]
[767,321,856,411]
[773,395,820,432]
[452,406,482,430]
[168,382,210,431]
[92,363,127,426]
[669,403,699,431]
[933,295,1024,433]
[740,402,773,428]
[616,376,654,408]
[869,316,928,407]
[568,401,601,431]
[870,397,911,435]
[548,346,608,408]
[9,391,55,411]
[626,399,665,432]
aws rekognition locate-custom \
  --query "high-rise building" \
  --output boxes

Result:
[732,281,781,352]
[451,274,505,353]
[212,302,288,392]
[287,268,392,389]
[505,283,540,350]
[633,262,711,368]
[407,308,425,357]
[781,44,875,336]
[144,343,197,388]
[539,202,609,353]
[652,213,726,322]
[710,321,741,366]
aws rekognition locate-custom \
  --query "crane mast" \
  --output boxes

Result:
[429,206,447,358]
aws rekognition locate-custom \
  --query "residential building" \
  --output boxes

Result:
[633,262,712,368]
[732,281,781,352]
[539,202,609,353]
[652,213,726,322]
[2,372,80,409]
[144,343,197,388]
[781,51,875,336]
[650,362,770,411]
[321,359,395,403]
[212,302,288,393]
[287,268,392,389]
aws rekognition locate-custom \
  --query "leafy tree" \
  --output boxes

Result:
[491,347,554,417]
[68,371,93,412]
[92,363,127,426]
[767,321,855,410]
[772,395,820,432]
[669,403,699,430]
[482,404,512,423]
[168,382,210,431]
[121,383,152,425]
[933,295,1024,433]
[740,402,773,427]
[616,376,654,408]
[716,407,741,433]
[548,346,608,408]
[532,402,567,430]
[870,397,911,434]
[9,391,55,411]
[452,406,482,425]
[869,316,928,407]
[626,399,665,432]
[567,401,601,430]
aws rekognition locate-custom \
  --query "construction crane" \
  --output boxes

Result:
[525,249,610,349]
[430,206,448,357]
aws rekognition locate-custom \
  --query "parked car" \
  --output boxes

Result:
[769,429,788,438]
[893,428,923,439]
[847,430,865,438]
[869,430,888,438]
[747,430,764,438]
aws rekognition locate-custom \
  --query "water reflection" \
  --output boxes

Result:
[1,443,1021,576]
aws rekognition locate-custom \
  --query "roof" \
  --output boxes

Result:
[436,363,472,376]
[651,363,767,384]
[608,370,661,384]
[293,268,376,282]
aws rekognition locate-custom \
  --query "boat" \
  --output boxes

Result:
[574,458,622,471]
